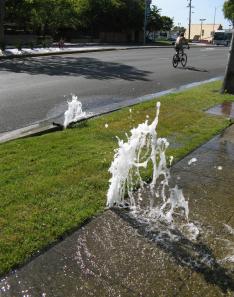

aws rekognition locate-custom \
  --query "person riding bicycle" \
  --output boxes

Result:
[175,32,189,55]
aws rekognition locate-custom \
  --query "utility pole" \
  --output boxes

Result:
[212,7,217,35]
[144,0,147,45]
[199,18,206,41]
[144,0,151,45]
[187,0,192,41]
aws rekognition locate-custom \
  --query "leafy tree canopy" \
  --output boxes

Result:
[4,0,174,38]
[76,0,144,33]
[172,26,186,33]
[147,5,173,33]
[147,5,162,32]
[5,0,145,35]
[5,0,80,34]
[161,16,173,31]
[223,0,234,27]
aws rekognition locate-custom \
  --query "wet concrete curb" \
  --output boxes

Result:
[0,123,62,143]
[0,76,224,144]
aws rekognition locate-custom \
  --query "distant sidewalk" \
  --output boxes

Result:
[0,42,217,60]
[0,44,173,59]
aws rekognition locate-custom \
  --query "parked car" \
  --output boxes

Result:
[167,37,176,45]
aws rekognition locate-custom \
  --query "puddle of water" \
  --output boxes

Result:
[206,101,234,119]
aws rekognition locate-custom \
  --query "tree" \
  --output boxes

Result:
[77,0,144,35]
[172,26,186,33]
[223,0,234,27]
[28,0,80,35]
[146,5,162,33]
[146,6,173,36]
[161,16,173,32]
[0,0,5,44]
[221,0,234,94]
[4,0,146,38]
[5,0,34,32]
[5,0,80,36]
[221,34,234,94]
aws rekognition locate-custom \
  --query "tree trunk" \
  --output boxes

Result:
[0,0,5,44]
[221,32,234,94]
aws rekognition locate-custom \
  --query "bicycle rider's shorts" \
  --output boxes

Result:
[175,44,183,51]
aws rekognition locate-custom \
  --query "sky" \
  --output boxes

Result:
[151,0,231,29]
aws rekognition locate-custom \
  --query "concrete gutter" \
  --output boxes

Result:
[0,76,223,144]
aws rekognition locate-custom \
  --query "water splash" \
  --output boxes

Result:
[224,224,234,235]
[222,255,234,263]
[220,224,234,263]
[188,158,197,165]
[106,102,197,238]
[107,102,161,208]
[63,95,87,128]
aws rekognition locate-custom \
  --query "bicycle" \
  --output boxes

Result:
[172,46,189,68]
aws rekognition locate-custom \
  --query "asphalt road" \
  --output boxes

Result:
[0,46,229,133]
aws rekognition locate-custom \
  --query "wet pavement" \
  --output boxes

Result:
[0,77,222,144]
[0,125,234,297]
[206,101,234,119]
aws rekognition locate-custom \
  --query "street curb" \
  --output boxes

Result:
[0,44,219,60]
[0,123,62,143]
[0,76,223,144]
[0,47,119,60]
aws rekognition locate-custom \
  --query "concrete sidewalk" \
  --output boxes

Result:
[0,42,217,60]
[0,125,234,297]
[0,44,173,60]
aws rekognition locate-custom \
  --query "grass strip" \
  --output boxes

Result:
[0,81,233,275]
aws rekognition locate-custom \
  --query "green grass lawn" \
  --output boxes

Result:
[153,40,173,46]
[0,81,233,276]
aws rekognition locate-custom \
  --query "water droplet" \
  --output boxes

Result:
[188,158,197,165]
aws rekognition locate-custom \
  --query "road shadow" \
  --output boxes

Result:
[0,56,151,81]
[113,209,234,294]
[177,65,208,72]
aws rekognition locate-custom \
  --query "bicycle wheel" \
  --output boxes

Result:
[172,54,179,68]
[181,53,187,67]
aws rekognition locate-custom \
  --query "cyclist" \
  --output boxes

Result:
[175,32,189,55]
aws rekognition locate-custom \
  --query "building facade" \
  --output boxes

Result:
[186,24,222,42]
